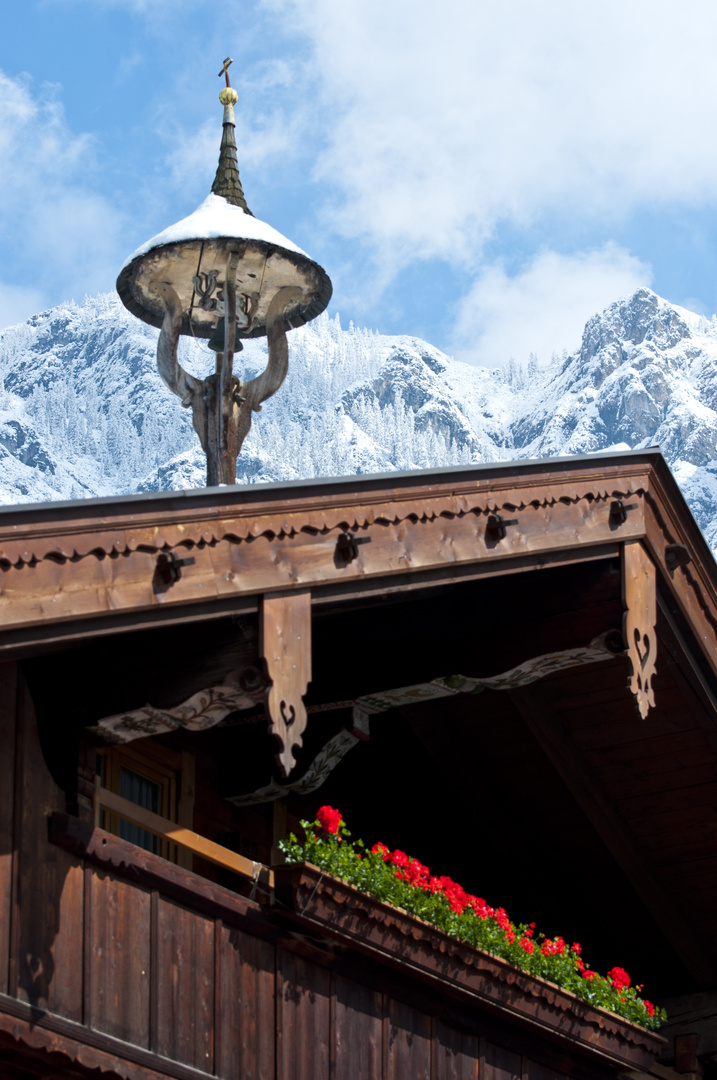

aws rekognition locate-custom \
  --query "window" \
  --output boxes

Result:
[97,741,193,864]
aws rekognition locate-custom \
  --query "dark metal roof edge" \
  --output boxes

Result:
[0,446,670,523]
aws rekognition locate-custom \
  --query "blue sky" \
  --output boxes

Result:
[3,0,717,367]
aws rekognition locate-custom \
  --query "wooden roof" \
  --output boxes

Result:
[4,448,717,1004]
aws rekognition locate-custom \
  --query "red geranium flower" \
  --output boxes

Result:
[520,937,535,954]
[316,806,342,834]
[468,896,494,919]
[608,966,631,991]
[371,842,390,860]
[582,970,596,981]
[644,1001,655,1017]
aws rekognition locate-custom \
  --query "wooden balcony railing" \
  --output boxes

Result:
[93,777,274,889]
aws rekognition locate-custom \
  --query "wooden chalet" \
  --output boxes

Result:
[0,448,716,1080]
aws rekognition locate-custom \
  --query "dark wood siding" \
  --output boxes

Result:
[154,896,215,1068]
[0,662,16,997]
[90,870,151,1045]
[333,974,383,1080]
[277,947,331,1080]
[217,922,275,1080]
[11,671,84,1022]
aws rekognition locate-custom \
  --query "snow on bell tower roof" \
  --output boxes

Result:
[116,59,331,341]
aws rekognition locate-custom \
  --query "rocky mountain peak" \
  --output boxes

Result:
[1,287,717,552]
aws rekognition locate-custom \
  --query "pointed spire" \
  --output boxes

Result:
[212,62,253,215]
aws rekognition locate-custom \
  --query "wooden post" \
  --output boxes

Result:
[261,591,312,778]
[622,541,657,718]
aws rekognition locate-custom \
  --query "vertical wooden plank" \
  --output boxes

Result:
[13,674,84,1021]
[177,750,196,872]
[82,865,93,1028]
[484,1041,521,1080]
[271,800,287,866]
[277,946,329,1080]
[434,1020,479,1080]
[333,974,382,1080]
[385,998,432,1080]
[149,890,160,1053]
[155,897,214,1071]
[525,1061,568,1080]
[91,869,151,1047]
[218,925,275,1080]
[0,661,17,996]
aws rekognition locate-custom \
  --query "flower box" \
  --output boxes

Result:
[274,862,666,1072]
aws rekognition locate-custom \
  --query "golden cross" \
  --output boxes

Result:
[218,57,234,87]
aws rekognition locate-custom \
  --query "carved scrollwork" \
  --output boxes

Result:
[623,541,657,719]
[192,269,219,311]
[261,590,312,777]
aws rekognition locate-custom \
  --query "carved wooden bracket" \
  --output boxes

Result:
[622,541,657,719]
[261,591,312,778]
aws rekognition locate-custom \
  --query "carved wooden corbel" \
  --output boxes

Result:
[261,591,312,777]
[622,541,657,719]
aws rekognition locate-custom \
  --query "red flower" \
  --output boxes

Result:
[437,876,468,913]
[468,896,494,919]
[572,942,582,954]
[395,858,431,888]
[520,938,535,954]
[574,957,585,971]
[582,970,596,981]
[608,966,631,991]
[644,1001,655,1017]
[505,929,516,944]
[371,842,390,860]
[316,806,342,834]
[541,936,566,957]
[389,849,410,869]
[495,908,512,931]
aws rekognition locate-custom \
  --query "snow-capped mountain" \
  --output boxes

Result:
[1,287,717,550]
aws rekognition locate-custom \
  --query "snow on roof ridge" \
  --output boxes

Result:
[121,193,307,270]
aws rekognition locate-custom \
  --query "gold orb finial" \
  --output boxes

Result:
[219,86,239,106]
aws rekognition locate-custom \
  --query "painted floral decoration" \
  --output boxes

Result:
[279,807,665,1030]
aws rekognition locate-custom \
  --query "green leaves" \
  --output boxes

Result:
[279,813,665,1030]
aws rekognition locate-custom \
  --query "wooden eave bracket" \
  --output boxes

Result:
[260,590,312,778]
[623,541,657,719]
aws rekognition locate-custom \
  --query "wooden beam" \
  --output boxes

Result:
[261,591,312,778]
[0,989,218,1080]
[94,782,273,888]
[509,685,714,988]
[623,541,658,719]
[0,487,646,637]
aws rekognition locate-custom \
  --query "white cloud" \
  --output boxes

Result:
[0,70,125,314]
[269,0,717,273]
[451,245,653,367]
[0,284,46,330]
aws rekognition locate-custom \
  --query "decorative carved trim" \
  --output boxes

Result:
[89,669,266,743]
[228,707,370,806]
[90,638,617,747]
[623,542,657,719]
[0,479,649,569]
[261,591,312,778]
